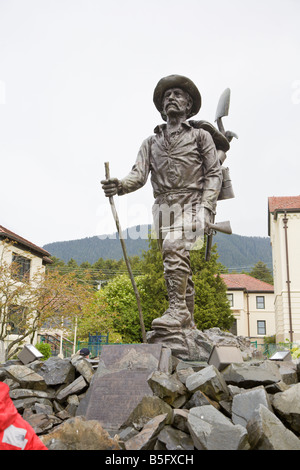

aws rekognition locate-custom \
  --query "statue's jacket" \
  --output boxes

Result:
[118,121,222,216]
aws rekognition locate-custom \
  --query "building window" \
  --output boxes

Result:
[227,293,234,307]
[8,305,26,335]
[257,320,266,335]
[256,296,265,309]
[230,319,237,336]
[12,253,31,281]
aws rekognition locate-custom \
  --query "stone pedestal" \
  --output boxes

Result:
[146,327,212,361]
[147,326,254,362]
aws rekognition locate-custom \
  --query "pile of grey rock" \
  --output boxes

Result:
[0,354,105,445]
[120,356,300,450]
[2,338,300,450]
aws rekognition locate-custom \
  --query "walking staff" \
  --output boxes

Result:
[104,162,147,343]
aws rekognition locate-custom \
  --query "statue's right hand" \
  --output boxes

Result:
[101,178,120,197]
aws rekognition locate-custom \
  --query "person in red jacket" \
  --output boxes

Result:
[0,382,48,450]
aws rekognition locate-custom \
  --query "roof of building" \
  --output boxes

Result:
[268,196,300,213]
[220,273,274,293]
[0,225,52,264]
[268,195,300,235]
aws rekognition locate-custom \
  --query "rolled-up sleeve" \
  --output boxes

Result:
[117,137,151,195]
[199,129,222,213]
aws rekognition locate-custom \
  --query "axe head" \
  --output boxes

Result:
[215,88,231,121]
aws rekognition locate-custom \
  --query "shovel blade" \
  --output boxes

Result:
[215,88,231,121]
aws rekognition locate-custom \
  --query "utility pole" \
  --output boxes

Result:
[283,212,293,343]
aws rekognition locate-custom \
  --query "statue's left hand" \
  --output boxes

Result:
[195,207,212,235]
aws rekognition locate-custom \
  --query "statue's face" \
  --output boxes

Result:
[162,87,193,119]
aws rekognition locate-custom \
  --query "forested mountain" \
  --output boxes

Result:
[213,232,273,272]
[44,226,150,265]
[43,224,272,272]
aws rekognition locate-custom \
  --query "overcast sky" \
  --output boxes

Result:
[1,0,300,248]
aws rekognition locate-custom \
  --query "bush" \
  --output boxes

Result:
[35,342,52,360]
[263,335,276,345]
[291,347,300,359]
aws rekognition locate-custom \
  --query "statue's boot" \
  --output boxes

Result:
[151,271,192,329]
[186,294,197,329]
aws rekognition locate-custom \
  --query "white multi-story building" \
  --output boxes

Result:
[268,196,300,343]
[220,273,275,345]
[0,225,52,278]
[0,225,52,360]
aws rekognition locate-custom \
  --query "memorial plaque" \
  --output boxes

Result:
[77,343,163,434]
[18,344,44,364]
[208,345,243,371]
[269,350,292,362]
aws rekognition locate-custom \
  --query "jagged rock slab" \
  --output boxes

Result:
[155,425,194,450]
[247,404,300,450]
[56,376,88,402]
[25,412,62,435]
[222,360,281,388]
[276,361,298,385]
[41,416,121,450]
[38,357,75,386]
[147,370,187,406]
[172,409,190,433]
[71,355,95,384]
[124,413,168,450]
[120,395,172,431]
[231,386,272,427]
[9,388,53,400]
[13,397,53,413]
[77,344,163,434]
[186,365,229,402]
[187,405,249,450]
[272,383,300,433]
[184,390,220,410]
[5,364,46,390]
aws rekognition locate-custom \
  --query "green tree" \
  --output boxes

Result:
[98,236,169,343]
[141,234,234,332]
[67,258,78,269]
[249,261,273,284]
[75,293,122,343]
[48,256,66,269]
[190,242,234,330]
[93,257,106,271]
[97,274,149,343]
[35,342,52,360]
[139,236,168,321]
[80,261,92,270]
[98,235,234,343]
[94,237,167,343]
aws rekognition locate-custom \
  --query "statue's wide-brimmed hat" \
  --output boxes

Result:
[153,74,201,121]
